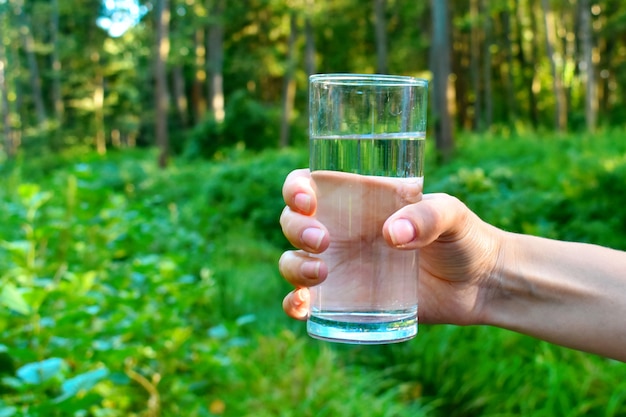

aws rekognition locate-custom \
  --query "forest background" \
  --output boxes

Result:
[1,0,626,416]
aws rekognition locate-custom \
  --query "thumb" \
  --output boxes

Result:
[383,193,470,249]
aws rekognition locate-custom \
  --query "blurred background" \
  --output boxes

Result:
[1,0,626,416]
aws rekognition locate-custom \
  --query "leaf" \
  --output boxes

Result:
[17,184,52,211]
[208,324,229,339]
[16,358,65,385]
[0,406,17,417]
[1,377,24,389]
[16,184,41,202]
[235,314,256,327]
[168,327,192,351]
[54,367,109,403]
[0,283,31,315]
[0,241,31,257]
[209,399,226,415]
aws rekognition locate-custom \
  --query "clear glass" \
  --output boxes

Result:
[308,74,428,344]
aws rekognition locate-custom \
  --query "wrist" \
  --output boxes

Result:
[472,228,517,327]
[480,231,553,329]
[479,232,626,360]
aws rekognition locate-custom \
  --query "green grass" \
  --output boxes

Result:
[1,131,625,416]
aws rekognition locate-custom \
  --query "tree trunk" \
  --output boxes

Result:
[451,25,470,129]
[304,2,316,77]
[515,0,538,128]
[481,0,493,129]
[579,0,597,132]
[50,0,64,122]
[172,65,189,127]
[469,0,481,131]
[3,11,23,153]
[93,53,106,155]
[597,36,611,116]
[155,0,171,168]
[207,0,225,124]
[0,37,16,158]
[430,0,454,160]
[500,9,517,123]
[541,0,567,132]
[191,28,206,124]
[17,2,46,127]
[279,12,297,148]
[373,0,388,74]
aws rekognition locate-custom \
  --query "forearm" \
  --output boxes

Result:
[486,232,626,361]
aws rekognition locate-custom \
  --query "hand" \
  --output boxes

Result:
[278,169,506,326]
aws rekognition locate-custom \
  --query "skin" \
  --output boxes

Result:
[279,169,626,362]
[306,170,423,307]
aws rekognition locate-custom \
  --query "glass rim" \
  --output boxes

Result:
[309,73,428,87]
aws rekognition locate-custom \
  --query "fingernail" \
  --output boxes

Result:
[389,219,416,246]
[294,193,312,213]
[302,228,325,250]
[292,293,303,307]
[301,260,321,280]
[292,289,310,315]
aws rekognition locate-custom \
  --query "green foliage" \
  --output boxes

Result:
[201,147,307,248]
[365,325,626,417]
[428,130,626,250]
[1,132,626,416]
[184,90,282,158]
[182,114,225,158]
[5,0,626,160]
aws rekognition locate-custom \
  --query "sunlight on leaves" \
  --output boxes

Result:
[0,406,17,417]
[0,283,31,315]
[54,367,110,403]
[209,399,226,415]
[16,358,66,385]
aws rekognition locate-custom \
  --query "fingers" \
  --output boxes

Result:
[282,288,311,321]
[278,250,328,287]
[282,169,316,215]
[279,250,322,321]
[278,251,316,320]
[280,169,321,321]
[383,193,472,249]
[280,168,329,252]
[280,207,330,253]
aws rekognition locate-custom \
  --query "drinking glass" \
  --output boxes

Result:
[308,73,429,344]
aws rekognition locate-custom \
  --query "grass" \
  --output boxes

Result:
[1,131,626,416]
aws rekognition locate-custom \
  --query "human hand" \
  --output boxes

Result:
[279,169,505,326]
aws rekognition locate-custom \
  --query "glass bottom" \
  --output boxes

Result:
[307,311,417,344]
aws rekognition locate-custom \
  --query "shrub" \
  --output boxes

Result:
[184,90,282,158]
[202,147,307,248]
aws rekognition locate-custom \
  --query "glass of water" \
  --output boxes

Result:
[307,73,428,344]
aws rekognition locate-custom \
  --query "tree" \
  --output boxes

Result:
[304,0,316,76]
[279,11,297,148]
[207,0,225,124]
[481,0,493,128]
[430,0,454,159]
[373,0,388,74]
[16,0,47,128]
[0,28,16,158]
[579,0,597,132]
[541,0,567,132]
[499,5,517,124]
[50,0,64,124]
[171,64,189,128]
[514,0,539,128]
[470,0,481,131]
[190,18,206,124]
[93,52,106,154]
[4,0,626,161]
[155,0,171,168]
